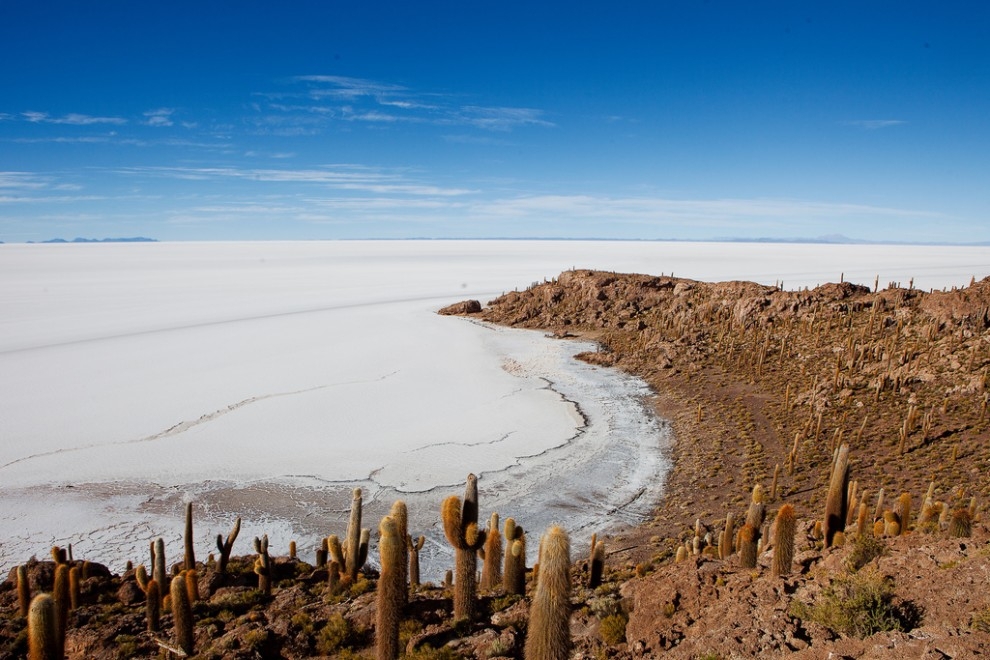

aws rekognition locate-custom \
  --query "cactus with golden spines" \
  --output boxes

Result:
[719,513,735,560]
[28,593,59,660]
[738,524,758,569]
[480,512,503,592]
[316,536,328,568]
[882,511,901,537]
[327,560,341,593]
[216,516,241,575]
[402,535,421,589]
[288,540,296,560]
[253,535,272,596]
[68,565,80,610]
[949,508,972,538]
[17,565,31,618]
[442,473,487,620]
[897,492,912,535]
[376,516,405,660]
[675,545,688,562]
[524,526,572,660]
[145,579,161,632]
[823,443,850,547]
[52,563,69,655]
[344,488,368,582]
[170,573,195,656]
[152,537,168,598]
[771,504,796,577]
[588,534,606,589]
[388,500,409,604]
[856,502,869,537]
[185,569,198,604]
[503,517,527,596]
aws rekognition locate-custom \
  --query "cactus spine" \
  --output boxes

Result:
[216,516,241,575]
[441,473,486,620]
[823,443,850,547]
[28,593,58,660]
[376,516,404,660]
[524,526,572,660]
[170,573,195,656]
[771,504,796,577]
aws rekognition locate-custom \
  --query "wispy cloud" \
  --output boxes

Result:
[842,119,907,130]
[22,111,127,125]
[144,108,174,127]
[118,165,476,196]
[258,75,554,134]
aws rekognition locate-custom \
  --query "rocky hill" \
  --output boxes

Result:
[1,269,988,658]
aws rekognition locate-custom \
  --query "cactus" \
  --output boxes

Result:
[480,512,503,591]
[316,537,328,568]
[68,565,80,610]
[675,545,688,562]
[185,569,198,604]
[949,508,972,538]
[289,540,296,559]
[409,535,425,588]
[28,593,58,660]
[738,524,758,569]
[153,537,168,599]
[719,513,735,560]
[254,535,272,596]
[524,526,572,660]
[345,488,366,582]
[441,473,487,620]
[52,564,69,656]
[184,501,196,571]
[823,443,850,547]
[17,565,31,618]
[503,517,527,596]
[897,492,912,535]
[376,516,404,660]
[146,579,161,632]
[882,510,900,537]
[216,516,241,575]
[170,573,195,656]
[327,560,341,593]
[588,535,606,588]
[856,502,869,538]
[771,504,796,577]
[389,500,409,604]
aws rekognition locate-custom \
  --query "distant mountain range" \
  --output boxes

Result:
[25,237,159,244]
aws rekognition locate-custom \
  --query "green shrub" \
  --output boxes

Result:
[317,612,357,655]
[599,613,628,645]
[845,534,886,571]
[792,569,915,638]
[971,607,990,632]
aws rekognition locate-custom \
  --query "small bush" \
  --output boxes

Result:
[971,607,990,632]
[845,534,886,571]
[317,612,357,655]
[599,613,628,645]
[793,569,916,638]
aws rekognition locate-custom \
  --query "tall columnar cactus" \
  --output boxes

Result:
[949,508,973,538]
[719,513,735,560]
[145,579,161,632]
[68,565,80,610]
[524,526,572,660]
[441,473,487,620]
[389,500,409,604]
[503,517,527,596]
[376,516,404,660]
[184,501,196,571]
[409,535,425,588]
[17,565,31,618]
[28,593,58,660]
[254,535,272,596]
[153,537,168,599]
[480,512,503,591]
[588,534,606,588]
[771,504,796,577]
[345,488,365,582]
[170,573,195,656]
[216,516,241,575]
[738,524,758,569]
[823,443,850,547]
[52,564,69,656]
[897,492,912,535]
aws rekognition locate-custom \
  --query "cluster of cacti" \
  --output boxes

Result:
[480,512,503,591]
[441,473,487,620]
[503,517,527,595]
[325,488,371,585]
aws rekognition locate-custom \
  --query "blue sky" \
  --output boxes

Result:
[1,2,988,243]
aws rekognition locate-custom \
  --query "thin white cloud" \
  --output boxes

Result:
[144,108,174,127]
[0,172,50,190]
[456,106,554,131]
[842,119,907,130]
[22,111,127,125]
